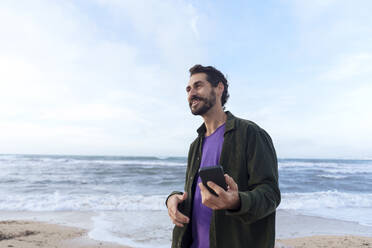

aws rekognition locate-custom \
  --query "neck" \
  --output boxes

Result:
[202,106,227,136]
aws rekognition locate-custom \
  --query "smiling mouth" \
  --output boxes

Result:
[191,99,200,107]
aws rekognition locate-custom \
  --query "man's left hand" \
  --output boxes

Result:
[198,174,240,210]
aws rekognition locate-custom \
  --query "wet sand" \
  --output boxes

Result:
[276,235,372,248]
[0,220,129,248]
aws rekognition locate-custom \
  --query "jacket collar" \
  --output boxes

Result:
[197,111,236,136]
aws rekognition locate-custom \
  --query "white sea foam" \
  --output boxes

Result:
[280,191,372,209]
[0,193,168,211]
[279,161,338,168]
[280,191,372,226]
[89,211,171,248]
[71,159,186,167]
[0,155,187,167]
[321,167,372,174]
[279,160,372,174]
[317,174,348,179]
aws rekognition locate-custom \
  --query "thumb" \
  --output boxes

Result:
[225,174,238,191]
[178,192,188,202]
[181,192,188,200]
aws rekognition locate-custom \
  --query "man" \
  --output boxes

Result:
[166,65,281,248]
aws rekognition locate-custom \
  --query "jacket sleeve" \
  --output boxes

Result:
[226,128,281,223]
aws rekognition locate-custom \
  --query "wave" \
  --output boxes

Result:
[89,212,170,248]
[317,174,348,179]
[0,193,168,211]
[280,191,372,226]
[85,160,186,167]
[0,155,187,168]
[279,161,339,168]
[280,191,372,210]
[279,161,372,174]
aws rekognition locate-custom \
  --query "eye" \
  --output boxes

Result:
[186,86,191,92]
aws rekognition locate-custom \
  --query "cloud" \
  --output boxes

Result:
[95,0,202,64]
[0,0,206,155]
[319,53,372,82]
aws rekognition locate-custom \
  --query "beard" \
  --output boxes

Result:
[189,89,217,116]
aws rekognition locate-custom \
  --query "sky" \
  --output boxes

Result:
[1,0,371,158]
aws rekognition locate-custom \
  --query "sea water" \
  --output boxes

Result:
[0,155,371,247]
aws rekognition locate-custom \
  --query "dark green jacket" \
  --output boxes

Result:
[168,112,281,248]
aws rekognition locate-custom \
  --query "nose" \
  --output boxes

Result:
[187,87,196,100]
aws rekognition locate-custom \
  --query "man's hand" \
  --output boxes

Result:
[199,174,240,210]
[167,192,190,227]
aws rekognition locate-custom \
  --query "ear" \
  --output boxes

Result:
[217,82,224,94]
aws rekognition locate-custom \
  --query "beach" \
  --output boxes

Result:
[0,219,129,248]
[0,220,371,248]
[1,223,371,248]
[275,210,372,247]
[1,221,372,248]
[1,210,372,248]
[277,235,372,248]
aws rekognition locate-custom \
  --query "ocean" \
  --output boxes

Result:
[0,154,372,247]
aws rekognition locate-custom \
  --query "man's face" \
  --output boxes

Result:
[186,73,217,116]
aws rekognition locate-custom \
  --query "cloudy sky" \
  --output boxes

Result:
[1,0,371,158]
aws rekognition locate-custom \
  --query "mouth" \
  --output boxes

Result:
[191,99,200,108]
[190,96,204,108]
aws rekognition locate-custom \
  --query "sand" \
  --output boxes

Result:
[1,211,372,248]
[0,220,129,248]
[276,235,372,248]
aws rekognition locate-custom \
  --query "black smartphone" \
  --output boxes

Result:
[199,165,227,196]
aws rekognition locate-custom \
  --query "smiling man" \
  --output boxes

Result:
[166,64,281,248]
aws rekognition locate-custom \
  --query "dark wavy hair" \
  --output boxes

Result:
[189,64,230,108]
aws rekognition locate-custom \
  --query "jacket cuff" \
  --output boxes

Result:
[165,191,183,208]
[225,191,252,216]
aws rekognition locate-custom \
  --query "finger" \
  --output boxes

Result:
[199,183,220,206]
[168,207,177,220]
[207,181,225,196]
[182,192,188,200]
[169,206,189,223]
[168,205,179,220]
[175,210,190,223]
[225,174,238,191]
[176,192,188,202]
[169,207,189,224]
[198,182,208,193]
[202,196,221,210]
[199,182,217,197]
[203,202,218,210]
[173,219,185,227]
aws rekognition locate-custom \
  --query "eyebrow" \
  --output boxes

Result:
[186,80,204,92]
[190,80,204,87]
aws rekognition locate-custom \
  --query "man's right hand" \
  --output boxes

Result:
[167,192,190,227]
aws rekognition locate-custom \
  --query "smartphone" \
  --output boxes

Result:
[199,165,227,196]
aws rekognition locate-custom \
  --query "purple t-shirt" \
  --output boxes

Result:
[191,124,225,248]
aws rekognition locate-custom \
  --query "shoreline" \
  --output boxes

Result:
[1,220,371,248]
[276,209,372,238]
[1,210,372,247]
